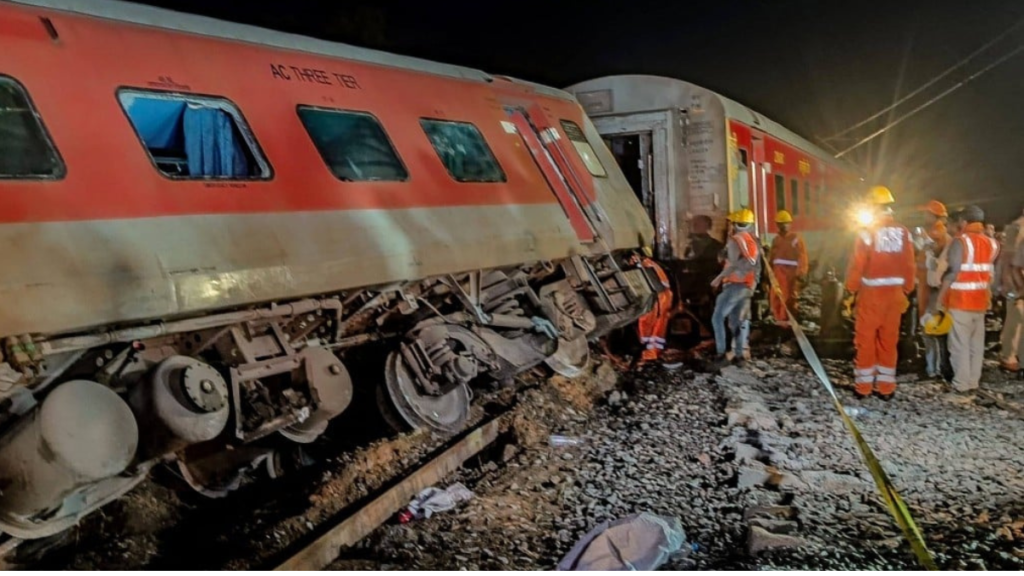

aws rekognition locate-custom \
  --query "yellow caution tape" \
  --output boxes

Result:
[760,254,938,570]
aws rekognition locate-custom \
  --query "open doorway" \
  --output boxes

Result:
[605,133,655,223]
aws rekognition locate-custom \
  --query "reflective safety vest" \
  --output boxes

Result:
[724,231,760,288]
[947,230,999,311]
[844,219,916,293]
[638,256,671,291]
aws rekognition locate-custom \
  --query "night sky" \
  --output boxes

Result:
[128,0,1024,224]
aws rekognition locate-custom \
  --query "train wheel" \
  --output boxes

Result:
[545,335,591,378]
[377,350,470,434]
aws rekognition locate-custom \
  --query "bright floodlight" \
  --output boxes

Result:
[855,207,875,228]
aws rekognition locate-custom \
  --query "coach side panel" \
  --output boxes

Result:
[0,5,621,336]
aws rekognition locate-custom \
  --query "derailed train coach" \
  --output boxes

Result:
[566,75,863,275]
[0,0,658,541]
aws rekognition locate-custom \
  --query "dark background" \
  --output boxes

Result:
[126,0,1024,224]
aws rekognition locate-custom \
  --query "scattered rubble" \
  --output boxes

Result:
[20,332,1024,570]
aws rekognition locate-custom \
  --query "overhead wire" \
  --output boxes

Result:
[835,42,1024,158]
[823,14,1024,143]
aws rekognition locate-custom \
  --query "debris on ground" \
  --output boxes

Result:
[399,483,474,523]
[21,327,1024,571]
[556,512,690,571]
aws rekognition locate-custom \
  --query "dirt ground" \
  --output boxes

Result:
[13,312,1024,570]
[333,351,1024,571]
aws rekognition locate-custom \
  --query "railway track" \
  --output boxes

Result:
[10,359,616,570]
[273,417,502,570]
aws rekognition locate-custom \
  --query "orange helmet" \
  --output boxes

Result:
[924,200,948,218]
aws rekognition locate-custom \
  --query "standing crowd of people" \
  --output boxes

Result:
[635,184,1022,399]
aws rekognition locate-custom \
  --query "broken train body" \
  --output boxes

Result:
[0,0,657,540]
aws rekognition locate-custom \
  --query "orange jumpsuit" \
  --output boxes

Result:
[845,216,916,397]
[636,258,673,362]
[915,220,950,318]
[769,230,809,327]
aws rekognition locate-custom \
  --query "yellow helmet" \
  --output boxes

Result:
[775,210,793,224]
[922,311,953,336]
[641,245,654,258]
[733,208,755,225]
[869,185,896,205]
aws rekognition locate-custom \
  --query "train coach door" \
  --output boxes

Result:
[751,135,769,237]
[605,132,655,223]
[506,108,597,243]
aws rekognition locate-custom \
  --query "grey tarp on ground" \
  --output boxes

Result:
[406,482,474,520]
[557,512,688,571]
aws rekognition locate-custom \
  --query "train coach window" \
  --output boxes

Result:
[0,76,64,179]
[559,120,607,177]
[420,119,506,183]
[790,179,800,215]
[804,181,813,217]
[117,90,271,180]
[297,107,408,182]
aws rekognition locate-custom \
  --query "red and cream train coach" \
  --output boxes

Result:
[566,75,862,267]
[0,0,656,541]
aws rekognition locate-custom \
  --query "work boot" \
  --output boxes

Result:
[875,382,897,400]
[854,383,873,399]
[708,354,731,372]
[1000,359,1020,372]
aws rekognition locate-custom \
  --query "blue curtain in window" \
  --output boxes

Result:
[125,98,186,151]
[183,106,249,177]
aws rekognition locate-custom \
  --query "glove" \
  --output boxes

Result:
[842,294,856,317]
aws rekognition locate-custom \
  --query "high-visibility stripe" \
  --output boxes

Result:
[861,277,905,287]
[855,376,875,384]
[876,374,897,383]
[960,263,993,272]
[855,367,876,376]
[773,259,800,267]
[951,281,989,291]
[877,366,896,376]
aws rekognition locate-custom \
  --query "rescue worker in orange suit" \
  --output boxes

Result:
[845,186,916,399]
[934,205,999,392]
[913,200,951,379]
[634,250,674,363]
[768,210,808,329]
[711,209,761,367]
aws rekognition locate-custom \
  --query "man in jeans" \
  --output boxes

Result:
[711,209,761,367]
[936,205,1000,392]
[996,208,1024,374]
